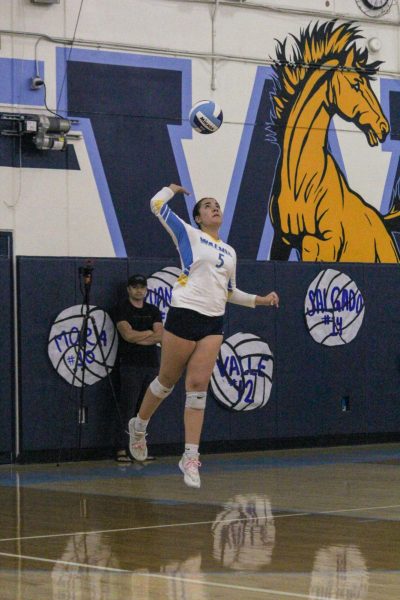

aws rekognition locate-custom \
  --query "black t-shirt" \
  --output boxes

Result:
[113,299,162,367]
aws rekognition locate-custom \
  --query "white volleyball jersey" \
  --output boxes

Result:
[151,187,256,317]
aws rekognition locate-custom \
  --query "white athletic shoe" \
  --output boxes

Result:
[128,418,148,461]
[179,454,201,488]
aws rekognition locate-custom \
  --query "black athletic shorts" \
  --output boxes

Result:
[165,306,224,341]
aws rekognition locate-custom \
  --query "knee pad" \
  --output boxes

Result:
[185,391,207,410]
[149,377,174,400]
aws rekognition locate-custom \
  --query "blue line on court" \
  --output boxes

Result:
[0,446,399,488]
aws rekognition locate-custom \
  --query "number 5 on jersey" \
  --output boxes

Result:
[216,252,225,268]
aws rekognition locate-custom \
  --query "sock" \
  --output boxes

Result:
[184,443,199,458]
[135,416,149,432]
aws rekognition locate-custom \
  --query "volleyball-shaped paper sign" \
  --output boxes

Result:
[48,305,118,387]
[145,266,180,323]
[212,494,275,570]
[210,332,273,411]
[305,269,365,346]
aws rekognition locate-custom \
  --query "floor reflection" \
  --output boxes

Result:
[48,494,276,600]
[1,446,399,600]
[161,553,209,600]
[52,533,122,600]
[212,494,275,570]
[309,545,369,600]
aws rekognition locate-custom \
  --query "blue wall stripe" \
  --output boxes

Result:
[56,47,195,257]
[0,57,45,106]
[76,118,127,257]
[220,66,273,244]
[380,78,400,215]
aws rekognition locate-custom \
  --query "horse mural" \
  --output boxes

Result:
[269,21,400,262]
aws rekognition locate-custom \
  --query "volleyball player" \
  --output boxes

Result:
[128,184,279,488]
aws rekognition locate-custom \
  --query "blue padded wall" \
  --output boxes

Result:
[17,256,182,458]
[220,261,277,444]
[17,257,400,460]
[18,257,127,456]
[0,256,13,462]
[364,265,400,433]
[274,263,369,439]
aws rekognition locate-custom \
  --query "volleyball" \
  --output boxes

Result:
[189,100,223,134]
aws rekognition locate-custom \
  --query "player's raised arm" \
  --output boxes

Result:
[168,183,190,196]
[150,184,190,217]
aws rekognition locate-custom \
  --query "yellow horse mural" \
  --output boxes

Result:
[269,21,400,262]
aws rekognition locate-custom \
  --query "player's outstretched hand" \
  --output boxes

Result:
[256,291,279,308]
[169,183,190,195]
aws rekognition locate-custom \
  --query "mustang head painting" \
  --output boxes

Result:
[269,21,400,262]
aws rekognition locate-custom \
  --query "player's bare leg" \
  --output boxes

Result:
[179,334,223,487]
[129,331,195,460]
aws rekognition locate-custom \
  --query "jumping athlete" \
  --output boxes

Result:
[128,184,279,488]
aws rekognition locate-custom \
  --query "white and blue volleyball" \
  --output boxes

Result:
[189,100,223,134]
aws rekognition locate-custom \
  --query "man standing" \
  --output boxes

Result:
[114,274,163,461]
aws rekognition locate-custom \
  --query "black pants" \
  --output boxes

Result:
[118,364,158,448]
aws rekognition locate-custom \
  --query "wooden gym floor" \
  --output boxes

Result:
[0,443,399,599]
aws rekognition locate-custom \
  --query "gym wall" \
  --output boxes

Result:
[1,1,400,462]
[0,254,13,462]
[15,257,400,462]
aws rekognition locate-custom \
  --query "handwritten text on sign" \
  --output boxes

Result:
[54,326,108,368]
[305,269,365,346]
[216,354,271,404]
[211,332,273,411]
[48,305,118,387]
[145,267,180,323]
